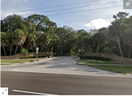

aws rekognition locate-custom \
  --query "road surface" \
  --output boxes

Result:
[1,56,132,95]
[1,71,132,95]
[1,56,128,77]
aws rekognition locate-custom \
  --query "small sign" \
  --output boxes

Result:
[36,47,39,54]
[36,47,39,51]
[36,51,38,54]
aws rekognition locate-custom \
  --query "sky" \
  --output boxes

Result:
[1,0,132,31]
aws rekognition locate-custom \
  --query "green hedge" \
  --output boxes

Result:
[20,56,46,59]
[79,56,111,61]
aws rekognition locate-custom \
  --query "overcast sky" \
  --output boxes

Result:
[1,0,132,31]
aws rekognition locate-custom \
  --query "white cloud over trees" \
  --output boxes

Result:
[84,18,111,29]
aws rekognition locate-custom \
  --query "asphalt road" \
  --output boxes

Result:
[1,71,132,95]
[1,56,127,77]
[1,56,132,95]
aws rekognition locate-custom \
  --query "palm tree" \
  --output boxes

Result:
[125,16,132,58]
[92,32,107,53]
[11,29,26,55]
[125,31,132,58]
[1,32,9,56]
[6,31,14,56]
[110,12,129,57]
[109,20,124,57]
[26,33,37,52]
[37,33,51,52]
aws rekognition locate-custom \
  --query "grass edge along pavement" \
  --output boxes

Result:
[1,58,44,65]
[86,65,132,74]
[79,59,132,74]
[80,59,122,64]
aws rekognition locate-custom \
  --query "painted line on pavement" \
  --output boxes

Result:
[12,89,58,95]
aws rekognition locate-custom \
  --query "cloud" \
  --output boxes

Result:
[1,0,29,5]
[84,18,111,29]
[1,0,33,19]
[9,0,29,4]
[1,11,33,19]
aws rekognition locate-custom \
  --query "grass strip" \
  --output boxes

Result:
[1,59,31,63]
[80,59,121,64]
[1,63,11,65]
[1,58,44,64]
[88,65,132,74]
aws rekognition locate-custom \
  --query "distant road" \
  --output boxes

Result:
[1,71,132,95]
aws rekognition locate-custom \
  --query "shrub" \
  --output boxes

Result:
[20,47,28,57]
[79,51,85,55]
[46,52,50,56]
[20,56,46,59]
[79,56,111,61]
[103,47,113,54]
[65,53,70,56]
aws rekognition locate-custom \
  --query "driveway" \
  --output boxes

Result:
[1,56,131,77]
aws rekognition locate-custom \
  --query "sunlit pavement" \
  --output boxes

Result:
[1,56,132,77]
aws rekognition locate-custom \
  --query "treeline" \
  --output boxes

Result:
[1,12,132,58]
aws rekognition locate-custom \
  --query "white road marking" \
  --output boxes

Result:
[12,89,58,95]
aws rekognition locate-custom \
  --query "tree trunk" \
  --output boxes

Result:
[128,46,131,58]
[31,47,34,52]
[60,46,62,56]
[117,36,123,57]
[10,44,12,56]
[97,44,100,53]
[40,45,44,52]
[2,46,7,56]
[88,46,92,52]
[31,44,34,52]
[14,45,18,55]
[122,36,125,56]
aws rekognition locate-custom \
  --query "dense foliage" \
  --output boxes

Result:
[1,12,132,58]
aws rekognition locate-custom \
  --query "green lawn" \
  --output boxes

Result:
[87,65,132,74]
[80,59,121,64]
[1,63,11,65]
[1,59,32,63]
[1,59,35,65]
[1,58,44,65]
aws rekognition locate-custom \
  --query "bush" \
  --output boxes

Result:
[79,51,85,55]
[65,53,70,56]
[20,56,46,59]
[70,49,75,55]
[46,52,50,56]
[103,47,113,54]
[21,47,28,57]
[79,56,111,61]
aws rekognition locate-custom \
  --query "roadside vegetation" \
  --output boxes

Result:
[79,58,132,74]
[1,58,43,65]
[1,59,32,65]
[87,65,132,74]
[1,59,31,63]
[79,56,132,74]
[1,12,132,59]
[80,59,121,64]
[19,56,47,59]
